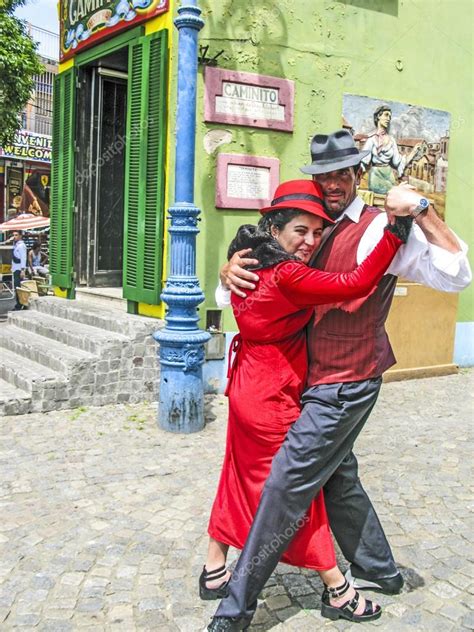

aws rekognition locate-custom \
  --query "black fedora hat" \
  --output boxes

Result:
[300,129,370,175]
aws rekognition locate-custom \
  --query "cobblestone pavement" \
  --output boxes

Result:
[0,370,473,631]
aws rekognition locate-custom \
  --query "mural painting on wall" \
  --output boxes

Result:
[60,0,169,61]
[342,94,451,218]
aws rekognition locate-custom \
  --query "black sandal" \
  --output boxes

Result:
[321,578,382,622]
[199,564,231,600]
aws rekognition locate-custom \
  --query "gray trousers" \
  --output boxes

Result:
[216,378,398,621]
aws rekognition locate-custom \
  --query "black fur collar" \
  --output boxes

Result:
[227,224,297,270]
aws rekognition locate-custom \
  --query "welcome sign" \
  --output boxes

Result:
[0,131,52,163]
[60,0,169,61]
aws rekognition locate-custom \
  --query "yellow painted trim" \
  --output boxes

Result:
[53,286,68,298]
[144,3,174,34]
[138,302,165,319]
[160,0,175,310]
[58,58,74,73]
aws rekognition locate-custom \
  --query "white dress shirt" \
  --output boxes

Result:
[11,240,27,273]
[215,196,472,307]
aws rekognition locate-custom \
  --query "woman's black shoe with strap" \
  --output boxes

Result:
[321,578,382,623]
[199,565,230,600]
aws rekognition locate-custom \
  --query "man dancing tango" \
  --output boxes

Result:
[208,129,471,630]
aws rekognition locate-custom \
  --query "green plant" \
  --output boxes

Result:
[69,406,88,421]
[127,413,146,430]
[0,0,44,145]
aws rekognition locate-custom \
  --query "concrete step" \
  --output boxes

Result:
[30,296,161,338]
[1,296,160,415]
[75,287,127,311]
[0,377,31,416]
[0,346,66,396]
[8,310,128,355]
[0,324,96,375]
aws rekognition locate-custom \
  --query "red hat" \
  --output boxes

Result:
[260,179,333,223]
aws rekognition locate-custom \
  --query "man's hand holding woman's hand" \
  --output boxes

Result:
[385,183,426,217]
[220,248,259,298]
[385,183,461,253]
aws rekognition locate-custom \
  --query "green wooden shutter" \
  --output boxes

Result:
[50,68,76,289]
[123,31,168,304]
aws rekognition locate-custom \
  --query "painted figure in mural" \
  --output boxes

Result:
[207,130,471,631]
[361,105,424,195]
[201,179,412,624]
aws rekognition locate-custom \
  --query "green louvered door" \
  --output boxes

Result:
[123,31,168,304]
[50,69,76,289]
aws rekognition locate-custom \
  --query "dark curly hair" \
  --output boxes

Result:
[227,208,307,269]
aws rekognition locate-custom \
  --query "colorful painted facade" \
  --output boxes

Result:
[53,3,173,316]
[52,0,473,375]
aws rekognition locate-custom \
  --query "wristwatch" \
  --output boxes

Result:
[411,197,429,219]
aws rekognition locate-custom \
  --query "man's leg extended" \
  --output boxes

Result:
[215,379,382,621]
[323,450,400,587]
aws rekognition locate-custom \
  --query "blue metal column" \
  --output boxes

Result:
[154,1,210,433]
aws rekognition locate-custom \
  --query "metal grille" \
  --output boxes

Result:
[28,24,59,62]
[22,25,58,136]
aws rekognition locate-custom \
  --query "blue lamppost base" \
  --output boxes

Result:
[154,328,210,433]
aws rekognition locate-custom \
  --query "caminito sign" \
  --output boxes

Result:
[218,82,284,121]
[204,67,294,132]
[0,130,52,163]
[60,0,169,61]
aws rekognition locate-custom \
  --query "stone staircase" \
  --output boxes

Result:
[0,296,162,416]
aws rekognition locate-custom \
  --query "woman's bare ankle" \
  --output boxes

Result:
[318,568,378,616]
[206,538,229,569]
[328,584,377,616]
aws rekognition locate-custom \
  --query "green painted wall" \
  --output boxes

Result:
[185,0,472,330]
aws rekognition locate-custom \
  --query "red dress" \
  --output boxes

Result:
[208,230,402,570]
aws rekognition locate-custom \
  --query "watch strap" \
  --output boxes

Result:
[411,200,429,219]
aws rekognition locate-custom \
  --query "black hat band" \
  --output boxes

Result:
[312,147,360,161]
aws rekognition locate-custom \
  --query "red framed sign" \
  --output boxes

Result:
[205,67,294,132]
[216,153,280,210]
[60,0,169,61]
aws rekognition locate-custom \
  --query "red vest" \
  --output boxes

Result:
[307,206,397,385]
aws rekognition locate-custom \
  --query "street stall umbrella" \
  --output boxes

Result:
[0,213,50,232]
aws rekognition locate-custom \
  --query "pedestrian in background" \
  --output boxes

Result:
[11,230,27,310]
[28,241,49,277]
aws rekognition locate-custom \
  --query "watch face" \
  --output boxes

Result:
[419,197,429,209]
